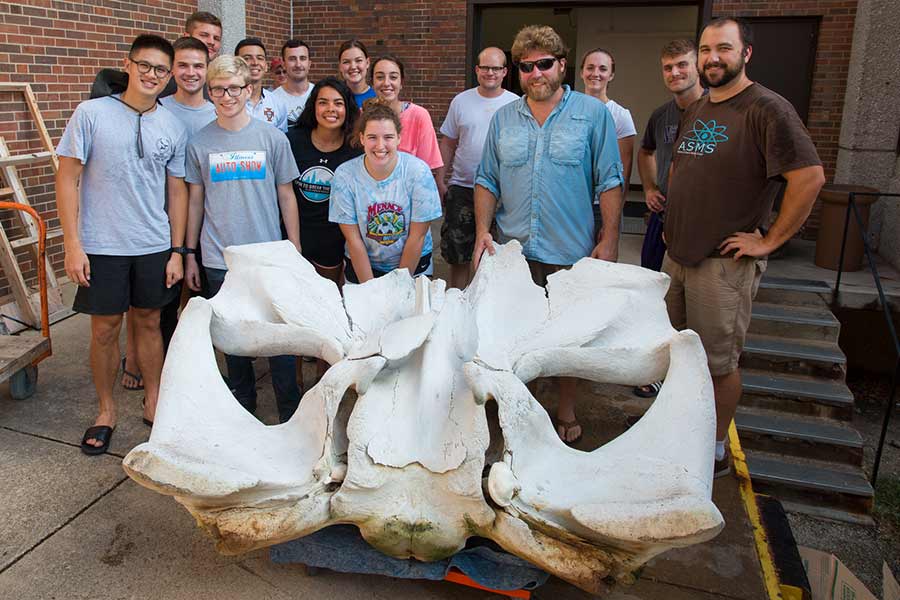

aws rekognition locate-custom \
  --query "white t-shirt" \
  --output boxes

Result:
[246,88,289,132]
[604,99,637,140]
[440,87,518,188]
[270,84,314,128]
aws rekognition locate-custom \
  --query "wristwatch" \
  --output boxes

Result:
[170,246,196,256]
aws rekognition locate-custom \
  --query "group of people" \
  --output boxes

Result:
[59,10,825,481]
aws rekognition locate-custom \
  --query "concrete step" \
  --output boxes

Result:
[741,369,855,420]
[741,334,846,379]
[735,407,863,465]
[755,277,831,307]
[743,450,873,516]
[749,302,841,342]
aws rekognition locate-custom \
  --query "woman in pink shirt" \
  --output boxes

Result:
[370,54,443,182]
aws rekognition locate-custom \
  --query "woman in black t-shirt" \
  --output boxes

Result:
[287,76,362,285]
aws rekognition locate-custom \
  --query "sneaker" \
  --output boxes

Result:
[714,448,732,479]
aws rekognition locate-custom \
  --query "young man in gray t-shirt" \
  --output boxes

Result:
[184,55,302,423]
[57,35,189,455]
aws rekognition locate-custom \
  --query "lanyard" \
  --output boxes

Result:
[109,96,155,158]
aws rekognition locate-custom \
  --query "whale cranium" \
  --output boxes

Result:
[123,240,724,594]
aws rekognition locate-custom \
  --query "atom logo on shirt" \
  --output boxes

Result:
[677,119,729,156]
[209,151,267,182]
[366,202,406,246]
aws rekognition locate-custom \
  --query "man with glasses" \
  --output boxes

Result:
[57,34,189,455]
[236,37,288,132]
[184,55,303,424]
[473,25,623,446]
[437,47,517,289]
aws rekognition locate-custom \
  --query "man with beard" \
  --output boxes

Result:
[664,17,824,477]
[632,38,704,400]
[472,25,623,445]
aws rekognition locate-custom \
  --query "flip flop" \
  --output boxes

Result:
[121,357,144,391]
[556,418,583,447]
[80,425,114,456]
[141,398,153,427]
[632,381,662,398]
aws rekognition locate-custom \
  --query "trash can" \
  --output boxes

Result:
[814,184,879,272]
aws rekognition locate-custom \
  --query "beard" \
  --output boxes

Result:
[523,70,563,101]
[700,53,745,88]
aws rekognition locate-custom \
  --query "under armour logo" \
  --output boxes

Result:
[319,158,328,164]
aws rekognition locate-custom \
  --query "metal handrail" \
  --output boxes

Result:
[832,190,900,487]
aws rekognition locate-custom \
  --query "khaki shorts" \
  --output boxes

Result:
[527,260,570,287]
[662,254,766,377]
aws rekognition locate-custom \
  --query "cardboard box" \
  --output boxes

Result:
[800,546,899,600]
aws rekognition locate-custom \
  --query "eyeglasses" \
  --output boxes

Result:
[129,58,171,78]
[208,84,250,98]
[477,65,506,73]
[516,58,558,74]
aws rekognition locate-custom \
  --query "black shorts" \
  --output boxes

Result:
[344,252,432,284]
[300,223,345,268]
[439,185,476,265]
[73,250,180,315]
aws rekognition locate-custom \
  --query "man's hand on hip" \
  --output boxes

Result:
[719,229,770,259]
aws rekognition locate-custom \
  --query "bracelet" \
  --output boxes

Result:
[170,246,196,256]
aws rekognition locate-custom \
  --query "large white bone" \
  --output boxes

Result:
[123,239,723,592]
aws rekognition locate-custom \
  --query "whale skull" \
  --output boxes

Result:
[123,240,724,594]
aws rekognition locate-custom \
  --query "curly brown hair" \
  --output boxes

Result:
[511,25,569,64]
[355,98,402,142]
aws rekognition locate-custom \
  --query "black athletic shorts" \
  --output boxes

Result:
[300,223,345,268]
[439,185,476,265]
[73,249,180,315]
[344,252,432,284]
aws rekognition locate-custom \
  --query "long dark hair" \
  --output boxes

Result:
[295,76,359,142]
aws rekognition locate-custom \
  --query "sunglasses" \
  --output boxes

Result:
[516,57,558,74]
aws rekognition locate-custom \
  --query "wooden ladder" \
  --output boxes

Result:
[0,82,71,333]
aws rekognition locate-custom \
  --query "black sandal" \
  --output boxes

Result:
[80,425,114,455]
[141,398,153,427]
[121,357,144,391]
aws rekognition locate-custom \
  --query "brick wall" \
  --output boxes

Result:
[0,0,194,299]
[245,0,291,64]
[713,0,857,236]
[293,0,468,135]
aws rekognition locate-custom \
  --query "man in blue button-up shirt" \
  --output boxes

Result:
[472,25,624,445]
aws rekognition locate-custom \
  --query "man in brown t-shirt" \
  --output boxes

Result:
[664,17,825,477]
